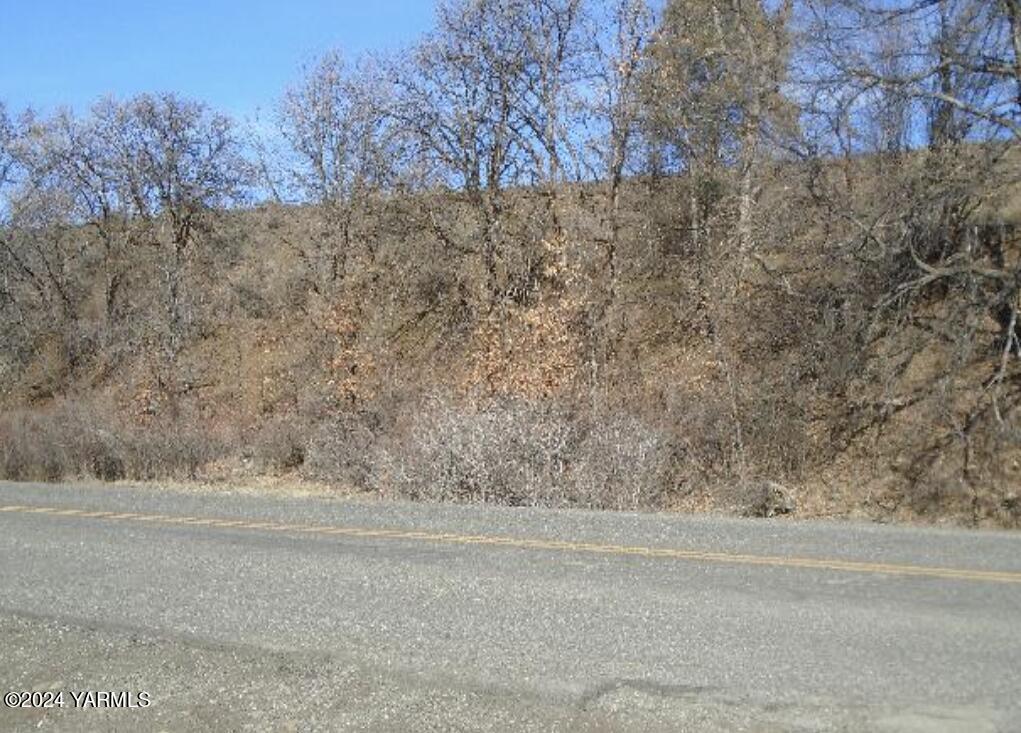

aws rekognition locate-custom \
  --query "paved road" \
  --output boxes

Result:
[1,481,1019,732]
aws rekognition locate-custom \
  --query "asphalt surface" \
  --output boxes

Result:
[1,480,1020,732]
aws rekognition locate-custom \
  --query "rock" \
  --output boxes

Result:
[745,481,796,518]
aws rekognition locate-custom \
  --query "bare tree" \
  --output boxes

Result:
[593,0,654,249]
[643,0,794,256]
[515,0,590,189]
[0,102,40,359]
[0,107,81,329]
[23,104,136,335]
[392,0,530,309]
[0,94,250,396]
[870,22,914,155]
[795,0,1021,501]
[99,94,251,369]
[803,0,1019,145]
[280,52,399,293]
[0,102,15,191]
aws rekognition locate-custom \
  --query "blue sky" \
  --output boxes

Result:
[0,1,435,119]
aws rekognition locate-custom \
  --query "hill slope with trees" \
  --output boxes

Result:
[2,0,1020,525]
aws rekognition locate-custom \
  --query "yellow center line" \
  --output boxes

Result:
[2,503,1020,585]
[268,524,317,532]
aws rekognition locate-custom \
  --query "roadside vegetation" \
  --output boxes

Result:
[1,0,1020,525]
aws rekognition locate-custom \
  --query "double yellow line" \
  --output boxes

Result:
[3,503,1021,585]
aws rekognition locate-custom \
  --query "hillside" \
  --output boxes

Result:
[2,0,1019,526]
[2,162,1019,526]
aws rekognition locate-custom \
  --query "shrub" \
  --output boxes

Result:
[119,421,223,480]
[370,396,672,509]
[250,416,309,472]
[0,410,65,481]
[0,398,224,483]
[565,414,673,509]
[302,411,381,488]
[0,402,123,482]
